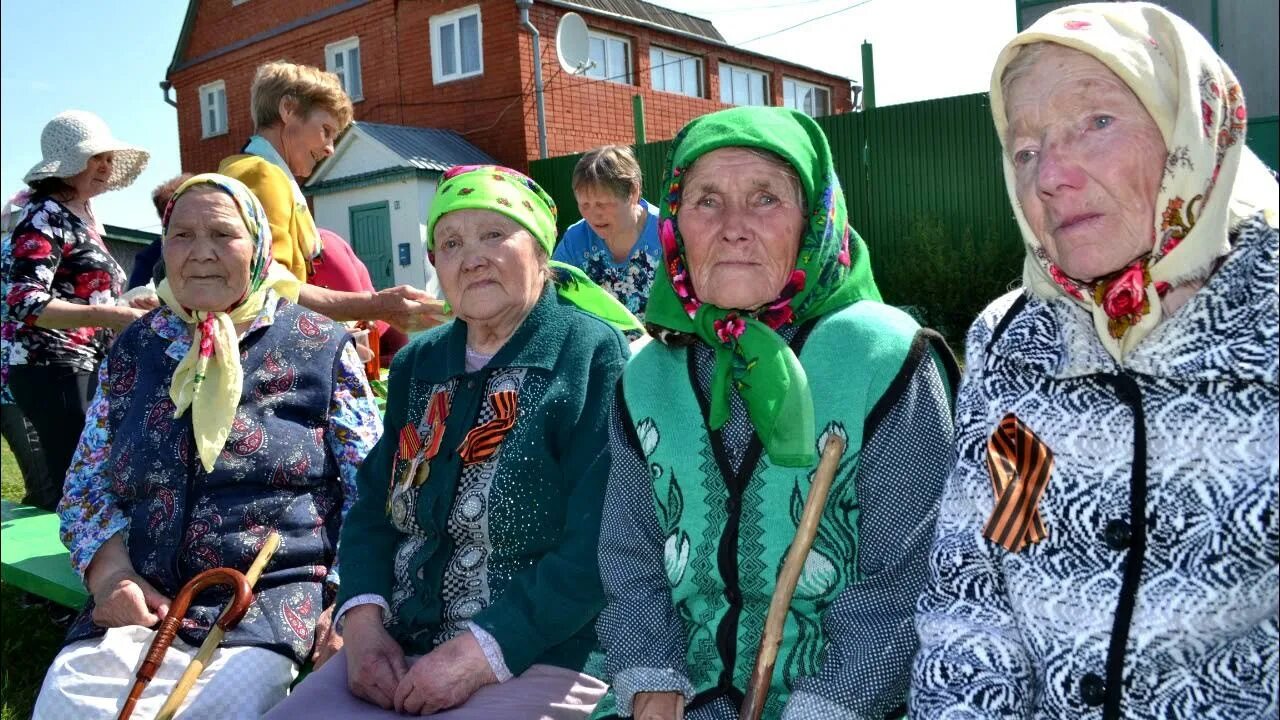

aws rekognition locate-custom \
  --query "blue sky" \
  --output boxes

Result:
[0,0,1014,233]
[1,0,189,232]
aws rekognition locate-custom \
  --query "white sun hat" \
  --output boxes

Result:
[23,110,150,190]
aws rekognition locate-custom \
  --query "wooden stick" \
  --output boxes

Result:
[153,532,281,720]
[116,568,253,720]
[739,434,845,720]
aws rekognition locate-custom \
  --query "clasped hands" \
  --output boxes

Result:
[343,606,497,716]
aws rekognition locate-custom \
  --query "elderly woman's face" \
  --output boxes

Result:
[678,147,805,309]
[433,209,546,326]
[162,187,255,312]
[279,104,339,179]
[68,152,115,201]
[1005,44,1167,282]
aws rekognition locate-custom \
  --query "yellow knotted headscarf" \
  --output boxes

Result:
[155,173,301,472]
[990,2,1279,361]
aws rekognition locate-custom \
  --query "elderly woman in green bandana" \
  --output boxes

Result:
[593,107,958,720]
[270,166,637,719]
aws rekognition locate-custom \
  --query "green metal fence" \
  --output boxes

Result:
[530,92,1027,340]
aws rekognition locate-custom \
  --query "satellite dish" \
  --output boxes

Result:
[556,12,593,75]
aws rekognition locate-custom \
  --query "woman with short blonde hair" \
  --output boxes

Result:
[250,60,353,132]
[220,60,445,338]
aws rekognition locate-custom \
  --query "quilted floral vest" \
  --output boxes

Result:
[64,301,349,664]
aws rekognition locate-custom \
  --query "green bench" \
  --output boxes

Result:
[1,500,320,685]
[1,499,87,609]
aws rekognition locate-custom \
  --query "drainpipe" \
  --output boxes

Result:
[159,80,177,108]
[516,0,548,160]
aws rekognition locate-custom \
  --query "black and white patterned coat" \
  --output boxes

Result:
[911,213,1278,719]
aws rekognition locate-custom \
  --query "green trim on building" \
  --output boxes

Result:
[305,167,439,196]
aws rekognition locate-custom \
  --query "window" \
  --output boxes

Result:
[326,37,363,101]
[430,5,483,84]
[199,80,228,138]
[650,46,702,98]
[719,63,768,106]
[783,78,830,117]
[585,30,631,84]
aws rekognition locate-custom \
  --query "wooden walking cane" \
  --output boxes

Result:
[154,531,282,720]
[739,434,845,720]
[114,532,279,720]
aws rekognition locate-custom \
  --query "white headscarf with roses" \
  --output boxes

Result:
[990,1,1278,361]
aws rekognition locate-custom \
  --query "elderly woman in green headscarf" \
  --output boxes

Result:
[270,166,637,719]
[593,107,958,720]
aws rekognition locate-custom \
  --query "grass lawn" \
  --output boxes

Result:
[1,437,68,720]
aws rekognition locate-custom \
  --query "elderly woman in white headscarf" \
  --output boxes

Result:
[911,3,1278,718]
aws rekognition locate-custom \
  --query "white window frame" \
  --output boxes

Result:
[719,62,769,106]
[198,80,228,139]
[650,46,702,98]
[430,5,484,84]
[783,77,830,117]
[585,29,632,85]
[326,36,363,101]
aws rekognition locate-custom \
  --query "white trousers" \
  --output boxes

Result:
[33,624,297,719]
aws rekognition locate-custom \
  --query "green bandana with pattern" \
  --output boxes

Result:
[644,107,882,467]
[427,165,642,333]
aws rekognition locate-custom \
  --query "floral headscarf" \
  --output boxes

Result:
[644,106,882,467]
[155,173,301,472]
[426,165,642,333]
[991,1,1279,361]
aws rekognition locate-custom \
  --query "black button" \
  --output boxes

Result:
[465,380,475,390]
[1104,519,1131,551]
[725,588,741,605]
[1080,673,1106,706]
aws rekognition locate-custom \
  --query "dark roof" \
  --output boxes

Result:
[544,0,723,42]
[103,224,160,246]
[357,122,497,171]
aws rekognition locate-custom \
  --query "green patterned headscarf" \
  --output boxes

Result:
[644,107,881,467]
[426,165,641,333]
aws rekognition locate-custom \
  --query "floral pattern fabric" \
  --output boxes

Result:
[2,194,125,374]
[58,296,381,586]
[552,199,661,328]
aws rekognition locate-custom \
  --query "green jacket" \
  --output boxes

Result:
[337,287,628,674]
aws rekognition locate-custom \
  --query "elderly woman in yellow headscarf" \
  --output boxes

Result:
[911,3,1278,718]
[34,174,381,719]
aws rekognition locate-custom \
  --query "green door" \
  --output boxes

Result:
[349,201,394,290]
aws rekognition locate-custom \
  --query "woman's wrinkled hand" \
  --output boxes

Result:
[372,286,449,333]
[633,691,686,720]
[393,631,496,715]
[126,293,160,311]
[342,606,407,710]
[89,569,172,628]
[311,604,343,669]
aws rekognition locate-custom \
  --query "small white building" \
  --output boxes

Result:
[305,122,495,298]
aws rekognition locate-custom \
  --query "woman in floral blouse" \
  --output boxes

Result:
[2,110,152,510]
[552,145,661,336]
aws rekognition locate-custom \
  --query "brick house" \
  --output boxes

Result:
[165,0,856,173]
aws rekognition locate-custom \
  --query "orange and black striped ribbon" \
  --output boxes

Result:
[457,390,518,466]
[422,390,451,461]
[982,413,1054,552]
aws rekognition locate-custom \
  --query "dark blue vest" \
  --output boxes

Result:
[65,300,351,664]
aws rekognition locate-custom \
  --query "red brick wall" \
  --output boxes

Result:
[171,0,405,173]
[170,0,853,174]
